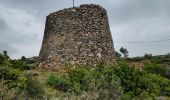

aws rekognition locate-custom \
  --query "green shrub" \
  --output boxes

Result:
[0,51,11,66]
[0,51,45,99]
[145,73,170,96]
[139,74,160,96]
[144,54,152,59]
[134,91,155,100]
[165,66,170,79]
[70,64,122,98]
[47,74,70,92]
[115,51,121,58]
[0,80,20,100]
[114,63,142,92]
[164,86,170,96]
[47,64,123,98]
[114,62,166,98]
[0,66,20,81]
[68,66,93,93]
[144,62,166,77]
[11,60,30,70]
[25,77,45,98]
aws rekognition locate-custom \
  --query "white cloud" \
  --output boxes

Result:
[0,4,43,58]
[0,0,170,58]
[112,16,170,56]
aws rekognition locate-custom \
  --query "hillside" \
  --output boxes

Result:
[0,51,170,100]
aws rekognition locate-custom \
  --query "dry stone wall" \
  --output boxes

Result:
[39,4,116,71]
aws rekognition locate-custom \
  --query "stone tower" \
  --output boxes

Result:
[39,4,115,70]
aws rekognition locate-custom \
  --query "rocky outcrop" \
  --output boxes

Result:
[39,4,116,71]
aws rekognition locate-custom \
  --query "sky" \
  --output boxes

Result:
[0,0,170,58]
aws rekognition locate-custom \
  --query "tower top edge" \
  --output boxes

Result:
[47,4,106,17]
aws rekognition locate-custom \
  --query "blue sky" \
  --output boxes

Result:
[0,0,170,58]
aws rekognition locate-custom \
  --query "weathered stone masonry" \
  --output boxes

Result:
[39,4,116,70]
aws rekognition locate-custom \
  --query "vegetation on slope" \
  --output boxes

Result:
[0,50,170,99]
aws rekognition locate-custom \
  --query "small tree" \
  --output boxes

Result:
[0,51,10,65]
[21,56,26,61]
[2,51,9,60]
[115,51,121,58]
[144,54,152,59]
[120,47,128,58]
[165,53,170,58]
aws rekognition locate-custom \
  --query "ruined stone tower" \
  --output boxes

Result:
[39,4,115,70]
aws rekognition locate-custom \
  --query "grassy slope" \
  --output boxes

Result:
[1,51,170,99]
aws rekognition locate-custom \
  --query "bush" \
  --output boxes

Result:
[150,57,170,64]
[47,74,70,92]
[25,77,45,98]
[114,63,143,98]
[1,50,170,99]
[0,51,11,66]
[0,66,20,81]
[115,51,121,58]
[11,60,30,70]
[47,64,123,99]
[134,91,155,100]
[0,80,20,100]
[46,62,170,99]
[144,54,152,59]
[165,66,170,79]
[113,62,170,99]
[144,62,167,77]
[68,66,93,93]
[145,73,170,96]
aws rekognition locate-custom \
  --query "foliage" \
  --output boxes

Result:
[0,51,11,66]
[120,47,128,58]
[144,53,152,59]
[11,60,30,70]
[144,62,166,77]
[25,76,45,98]
[114,62,170,99]
[0,51,44,99]
[0,66,20,81]
[1,50,170,99]
[0,80,21,100]
[115,51,121,58]
[46,61,170,99]
[68,66,95,93]
[165,53,170,58]
[47,74,70,92]
[0,51,27,88]
[21,56,38,64]
[47,63,123,99]
[144,61,170,79]
[151,57,170,64]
